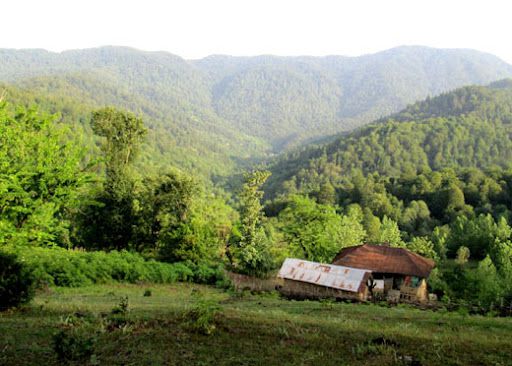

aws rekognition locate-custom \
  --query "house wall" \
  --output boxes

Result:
[279,279,368,301]
[384,278,394,292]
[372,274,430,303]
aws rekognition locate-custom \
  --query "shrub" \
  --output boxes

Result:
[52,328,96,362]
[105,296,132,332]
[1,245,224,288]
[183,297,220,335]
[111,296,129,315]
[0,251,35,310]
[187,262,226,285]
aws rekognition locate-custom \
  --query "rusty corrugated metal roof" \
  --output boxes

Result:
[332,244,435,278]
[278,258,370,293]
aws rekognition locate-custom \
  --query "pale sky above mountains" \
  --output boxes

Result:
[3,0,512,63]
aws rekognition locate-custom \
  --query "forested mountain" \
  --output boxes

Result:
[0,45,511,161]
[265,81,512,197]
[0,63,268,180]
[194,46,512,148]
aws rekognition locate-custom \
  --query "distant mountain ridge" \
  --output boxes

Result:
[1,45,511,177]
[193,46,512,147]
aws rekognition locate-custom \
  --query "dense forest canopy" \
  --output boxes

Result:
[266,81,512,197]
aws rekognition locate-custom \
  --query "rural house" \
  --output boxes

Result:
[277,258,372,301]
[332,244,435,302]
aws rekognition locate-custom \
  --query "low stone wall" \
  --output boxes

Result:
[226,271,283,292]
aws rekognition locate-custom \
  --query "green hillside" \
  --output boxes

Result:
[0,45,511,159]
[0,74,268,180]
[195,46,512,148]
[266,80,512,197]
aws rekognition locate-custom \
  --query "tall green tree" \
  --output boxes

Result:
[447,214,510,259]
[231,170,273,276]
[466,256,502,306]
[377,216,404,247]
[0,103,89,247]
[81,107,147,250]
[279,195,366,263]
[90,107,147,198]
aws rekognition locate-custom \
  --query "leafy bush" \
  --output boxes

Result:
[111,296,129,315]
[2,245,225,288]
[187,262,226,285]
[0,251,35,310]
[183,296,220,335]
[105,296,133,332]
[52,328,96,363]
[52,314,98,363]
[143,289,152,297]
[0,104,89,248]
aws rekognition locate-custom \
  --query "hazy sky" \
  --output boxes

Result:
[2,0,511,63]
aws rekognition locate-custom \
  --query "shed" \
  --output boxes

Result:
[332,244,435,302]
[277,258,371,301]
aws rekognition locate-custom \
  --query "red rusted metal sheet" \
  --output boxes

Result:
[278,258,370,293]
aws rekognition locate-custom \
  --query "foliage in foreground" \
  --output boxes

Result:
[0,252,35,310]
[77,107,235,265]
[183,292,220,335]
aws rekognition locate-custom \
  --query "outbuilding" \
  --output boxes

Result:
[277,258,371,301]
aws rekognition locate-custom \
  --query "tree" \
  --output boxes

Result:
[0,103,90,247]
[407,237,438,260]
[489,239,512,300]
[431,226,449,260]
[81,107,147,250]
[279,195,366,263]
[149,171,216,263]
[231,171,273,276]
[173,193,235,264]
[455,246,470,265]
[377,216,404,247]
[316,181,336,205]
[400,200,432,235]
[446,214,510,259]
[90,107,147,199]
[363,208,381,244]
[238,171,271,245]
[338,208,367,250]
[466,256,502,306]
[90,107,147,174]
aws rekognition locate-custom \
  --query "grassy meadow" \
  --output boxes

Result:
[1,283,512,366]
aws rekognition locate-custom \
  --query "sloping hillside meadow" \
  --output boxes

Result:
[1,283,512,366]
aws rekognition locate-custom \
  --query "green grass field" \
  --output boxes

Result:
[1,283,512,366]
